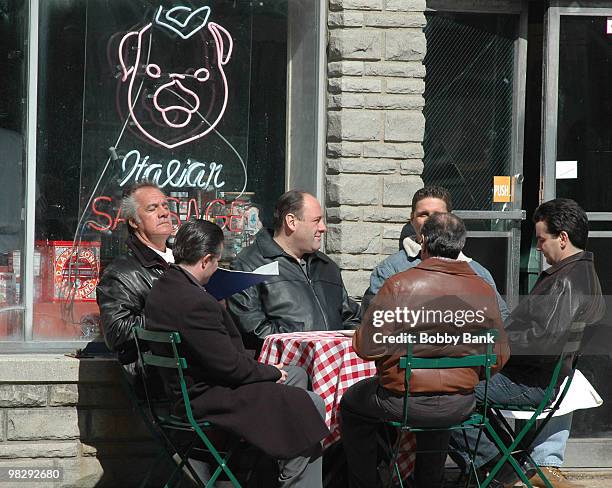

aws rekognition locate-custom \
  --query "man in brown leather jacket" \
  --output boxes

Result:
[340,212,509,488]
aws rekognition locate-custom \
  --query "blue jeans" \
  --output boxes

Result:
[530,412,572,467]
[450,372,547,468]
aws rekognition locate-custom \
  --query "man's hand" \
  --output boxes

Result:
[273,362,288,383]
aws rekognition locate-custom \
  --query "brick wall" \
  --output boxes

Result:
[325,0,427,297]
[0,356,159,488]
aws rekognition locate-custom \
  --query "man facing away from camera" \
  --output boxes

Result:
[145,219,329,488]
[341,212,509,488]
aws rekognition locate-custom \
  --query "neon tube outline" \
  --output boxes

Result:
[118,21,233,149]
[155,5,211,40]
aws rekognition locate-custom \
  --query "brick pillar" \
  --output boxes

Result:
[326,0,427,296]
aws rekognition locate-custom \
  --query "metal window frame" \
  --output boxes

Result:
[1,0,93,353]
[542,2,612,235]
[23,0,38,343]
[285,0,326,201]
[543,2,612,202]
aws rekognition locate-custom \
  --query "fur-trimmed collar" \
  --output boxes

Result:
[401,234,472,262]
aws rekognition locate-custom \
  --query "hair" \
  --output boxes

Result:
[121,182,165,233]
[273,190,309,233]
[411,186,453,214]
[533,198,588,250]
[173,219,224,265]
[421,212,466,259]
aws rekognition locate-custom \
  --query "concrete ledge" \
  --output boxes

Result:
[0,441,78,458]
[0,356,122,383]
[565,438,612,468]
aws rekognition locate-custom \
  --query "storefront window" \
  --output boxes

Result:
[21,0,321,343]
[0,0,27,340]
[422,11,517,210]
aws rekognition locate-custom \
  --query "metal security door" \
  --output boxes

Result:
[542,0,612,467]
[423,0,528,310]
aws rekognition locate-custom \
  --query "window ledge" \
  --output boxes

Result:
[0,354,122,383]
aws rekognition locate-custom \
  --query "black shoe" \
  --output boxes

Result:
[487,453,537,487]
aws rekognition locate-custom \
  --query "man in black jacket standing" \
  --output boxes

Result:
[228,190,360,348]
[97,182,174,370]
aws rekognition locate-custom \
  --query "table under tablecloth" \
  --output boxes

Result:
[259,331,416,478]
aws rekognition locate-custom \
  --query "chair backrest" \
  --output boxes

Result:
[506,322,587,450]
[133,327,197,425]
[530,321,587,422]
[397,329,498,427]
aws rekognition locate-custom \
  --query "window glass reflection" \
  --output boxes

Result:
[0,0,27,340]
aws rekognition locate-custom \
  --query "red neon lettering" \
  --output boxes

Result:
[166,197,183,227]
[186,198,200,220]
[112,208,126,230]
[205,199,227,229]
[89,196,113,232]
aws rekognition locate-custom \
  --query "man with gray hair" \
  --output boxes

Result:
[341,212,509,488]
[97,182,174,368]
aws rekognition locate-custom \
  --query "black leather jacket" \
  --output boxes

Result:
[96,234,170,364]
[503,251,605,387]
[228,229,361,348]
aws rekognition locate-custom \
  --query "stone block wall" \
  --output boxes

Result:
[0,355,159,487]
[326,0,427,297]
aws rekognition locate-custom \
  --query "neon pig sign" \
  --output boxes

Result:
[118,5,233,149]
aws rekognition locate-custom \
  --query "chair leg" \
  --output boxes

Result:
[461,426,486,488]
[479,422,527,488]
[384,429,404,488]
[485,409,549,488]
[201,437,242,488]
[169,437,209,488]
[139,447,173,488]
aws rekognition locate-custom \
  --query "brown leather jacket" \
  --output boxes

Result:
[354,258,509,395]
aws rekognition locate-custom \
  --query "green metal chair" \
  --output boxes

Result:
[133,326,244,488]
[118,363,180,488]
[384,329,498,488]
[483,322,587,488]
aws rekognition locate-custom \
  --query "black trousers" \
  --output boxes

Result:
[339,377,475,488]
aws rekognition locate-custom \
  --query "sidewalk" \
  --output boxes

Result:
[444,468,612,487]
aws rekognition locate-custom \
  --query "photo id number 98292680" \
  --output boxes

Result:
[0,467,63,482]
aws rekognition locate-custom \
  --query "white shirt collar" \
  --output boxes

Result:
[148,246,174,263]
[402,235,472,262]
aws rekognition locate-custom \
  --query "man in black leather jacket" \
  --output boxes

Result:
[96,183,174,367]
[452,198,605,487]
[228,190,360,349]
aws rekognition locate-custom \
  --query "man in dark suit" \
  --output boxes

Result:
[145,219,329,488]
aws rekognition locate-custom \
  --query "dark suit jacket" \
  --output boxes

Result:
[144,265,328,459]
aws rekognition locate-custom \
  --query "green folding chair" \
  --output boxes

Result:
[384,329,498,488]
[133,326,244,488]
[482,322,587,488]
[118,364,180,488]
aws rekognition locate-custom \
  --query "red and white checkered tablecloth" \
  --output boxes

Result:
[259,331,415,479]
